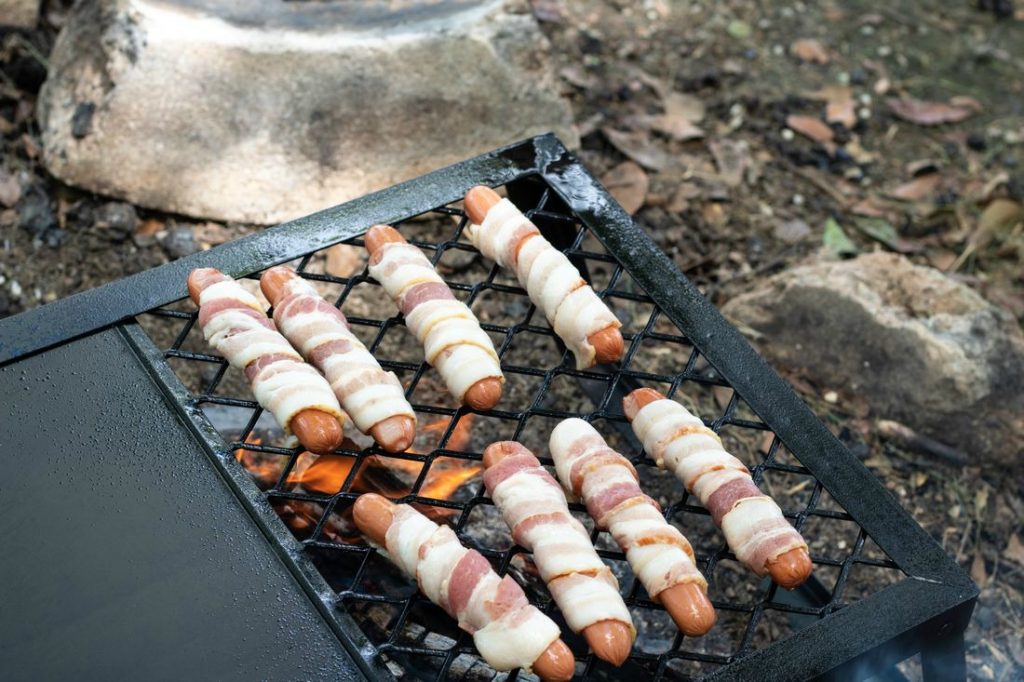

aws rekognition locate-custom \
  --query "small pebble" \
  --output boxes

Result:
[837,71,850,85]
[860,25,875,36]
[824,390,839,403]
[792,193,805,206]
[781,128,795,141]
[858,106,872,119]
[877,45,892,57]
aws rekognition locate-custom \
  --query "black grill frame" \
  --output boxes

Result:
[0,135,977,680]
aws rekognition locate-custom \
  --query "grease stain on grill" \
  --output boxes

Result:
[135,173,908,680]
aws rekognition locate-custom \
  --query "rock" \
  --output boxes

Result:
[0,0,38,28]
[722,252,1024,466]
[160,224,199,259]
[93,202,138,241]
[38,0,577,224]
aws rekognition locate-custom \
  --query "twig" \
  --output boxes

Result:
[876,419,968,466]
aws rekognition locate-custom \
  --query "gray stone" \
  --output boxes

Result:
[0,0,38,28]
[38,0,577,224]
[722,252,1024,465]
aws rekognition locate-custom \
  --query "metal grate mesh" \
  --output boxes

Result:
[136,175,905,681]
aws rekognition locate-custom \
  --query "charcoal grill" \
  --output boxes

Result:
[0,135,976,681]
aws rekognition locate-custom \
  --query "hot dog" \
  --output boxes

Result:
[260,266,417,452]
[549,418,716,636]
[482,442,636,666]
[352,494,574,681]
[623,388,813,589]
[463,186,624,369]
[187,268,345,454]
[363,225,504,411]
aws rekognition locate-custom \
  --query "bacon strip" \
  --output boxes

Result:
[195,275,344,437]
[367,242,503,402]
[549,419,707,599]
[484,442,634,635]
[271,274,415,434]
[381,504,561,672]
[466,198,620,369]
[628,398,807,575]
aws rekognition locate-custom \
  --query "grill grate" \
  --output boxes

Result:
[139,176,904,680]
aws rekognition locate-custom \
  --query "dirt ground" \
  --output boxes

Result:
[1,1,1022,679]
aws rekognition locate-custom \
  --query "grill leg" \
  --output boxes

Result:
[920,630,967,681]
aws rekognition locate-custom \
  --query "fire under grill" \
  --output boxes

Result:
[0,136,976,681]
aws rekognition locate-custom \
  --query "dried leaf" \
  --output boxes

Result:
[601,161,649,215]
[826,99,857,129]
[853,217,920,253]
[791,38,830,64]
[667,182,701,213]
[602,128,673,171]
[886,173,941,201]
[786,115,835,144]
[1005,534,1024,566]
[652,92,706,141]
[774,219,811,243]
[325,244,363,278]
[887,97,979,126]
[851,196,890,218]
[727,20,751,39]
[823,217,859,257]
[970,552,987,586]
[709,139,752,187]
[0,170,21,208]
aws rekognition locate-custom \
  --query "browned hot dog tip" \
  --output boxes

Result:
[531,638,575,681]
[658,582,716,637]
[622,387,666,421]
[352,492,397,546]
[589,326,625,365]
[481,441,523,469]
[363,224,406,265]
[369,415,417,453]
[290,409,345,455]
[463,186,502,225]
[259,266,295,306]
[766,546,814,589]
[582,620,634,667]
[463,377,504,411]
[187,267,221,305]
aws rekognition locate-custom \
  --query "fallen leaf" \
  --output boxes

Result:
[887,97,979,125]
[325,244,363,278]
[727,20,751,39]
[786,115,835,144]
[927,248,959,271]
[713,386,734,410]
[651,92,706,141]
[949,95,983,112]
[906,159,940,176]
[559,65,597,90]
[823,217,859,257]
[601,161,649,215]
[0,170,21,208]
[667,182,701,213]
[1005,534,1024,566]
[851,196,890,218]
[709,139,752,187]
[791,38,830,64]
[702,202,728,227]
[886,173,941,201]
[853,217,920,253]
[970,552,988,586]
[826,98,857,129]
[774,218,812,243]
[952,198,1024,269]
[602,128,673,171]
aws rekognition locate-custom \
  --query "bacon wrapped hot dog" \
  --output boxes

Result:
[260,266,416,453]
[463,186,623,369]
[483,442,635,666]
[187,268,345,454]
[352,494,574,681]
[364,225,504,411]
[623,389,813,589]
[549,419,715,636]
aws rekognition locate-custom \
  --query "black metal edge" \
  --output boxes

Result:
[705,578,977,682]
[0,135,556,368]
[536,147,976,591]
[118,322,395,682]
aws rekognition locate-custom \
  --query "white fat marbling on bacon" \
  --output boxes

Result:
[466,198,621,369]
[630,398,807,574]
[484,443,633,634]
[272,274,414,434]
[197,275,344,434]
[381,505,559,672]
[367,242,502,402]
[550,419,706,598]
